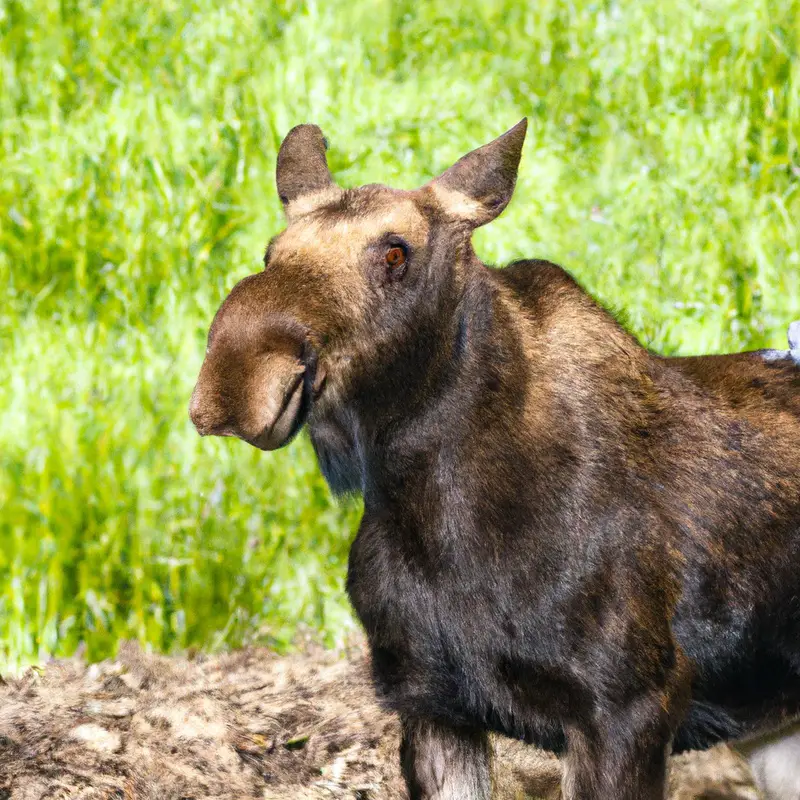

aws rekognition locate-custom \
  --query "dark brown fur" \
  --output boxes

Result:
[190,121,800,799]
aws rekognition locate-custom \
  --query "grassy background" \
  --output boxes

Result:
[1,0,799,670]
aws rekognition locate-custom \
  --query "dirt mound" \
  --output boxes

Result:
[0,642,757,799]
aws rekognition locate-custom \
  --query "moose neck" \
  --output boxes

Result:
[307,244,483,497]
[309,256,651,524]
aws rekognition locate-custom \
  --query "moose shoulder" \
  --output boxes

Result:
[190,121,800,800]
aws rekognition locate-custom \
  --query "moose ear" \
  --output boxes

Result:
[276,124,340,219]
[428,119,527,228]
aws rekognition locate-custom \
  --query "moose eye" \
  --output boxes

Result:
[385,246,406,269]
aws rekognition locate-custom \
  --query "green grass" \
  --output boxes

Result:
[1,0,799,670]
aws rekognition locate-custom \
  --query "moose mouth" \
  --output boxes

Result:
[246,347,327,452]
[247,368,309,451]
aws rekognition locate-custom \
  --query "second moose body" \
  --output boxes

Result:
[190,121,800,799]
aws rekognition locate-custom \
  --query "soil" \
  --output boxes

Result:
[0,640,760,799]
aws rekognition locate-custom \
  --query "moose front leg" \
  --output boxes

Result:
[562,708,673,800]
[400,717,492,800]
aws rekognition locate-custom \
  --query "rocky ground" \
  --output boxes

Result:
[0,641,760,799]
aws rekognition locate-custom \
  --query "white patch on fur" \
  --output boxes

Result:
[788,321,800,350]
[734,723,800,800]
[765,322,800,365]
[788,321,800,364]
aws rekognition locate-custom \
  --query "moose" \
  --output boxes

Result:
[190,121,800,799]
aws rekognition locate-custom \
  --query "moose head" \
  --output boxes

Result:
[189,120,527,453]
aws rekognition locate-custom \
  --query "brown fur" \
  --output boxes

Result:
[190,121,800,799]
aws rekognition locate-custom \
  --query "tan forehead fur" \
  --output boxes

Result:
[273,190,430,264]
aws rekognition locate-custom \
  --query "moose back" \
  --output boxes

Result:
[190,121,800,800]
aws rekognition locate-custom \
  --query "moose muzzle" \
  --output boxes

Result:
[189,311,314,451]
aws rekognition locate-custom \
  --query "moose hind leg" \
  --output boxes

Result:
[562,731,670,800]
[400,717,491,800]
[734,722,800,800]
[562,695,675,800]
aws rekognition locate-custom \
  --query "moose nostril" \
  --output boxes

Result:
[189,390,241,438]
[189,395,205,432]
[191,413,235,438]
[189,393,225,437]
[189,404,201,432]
